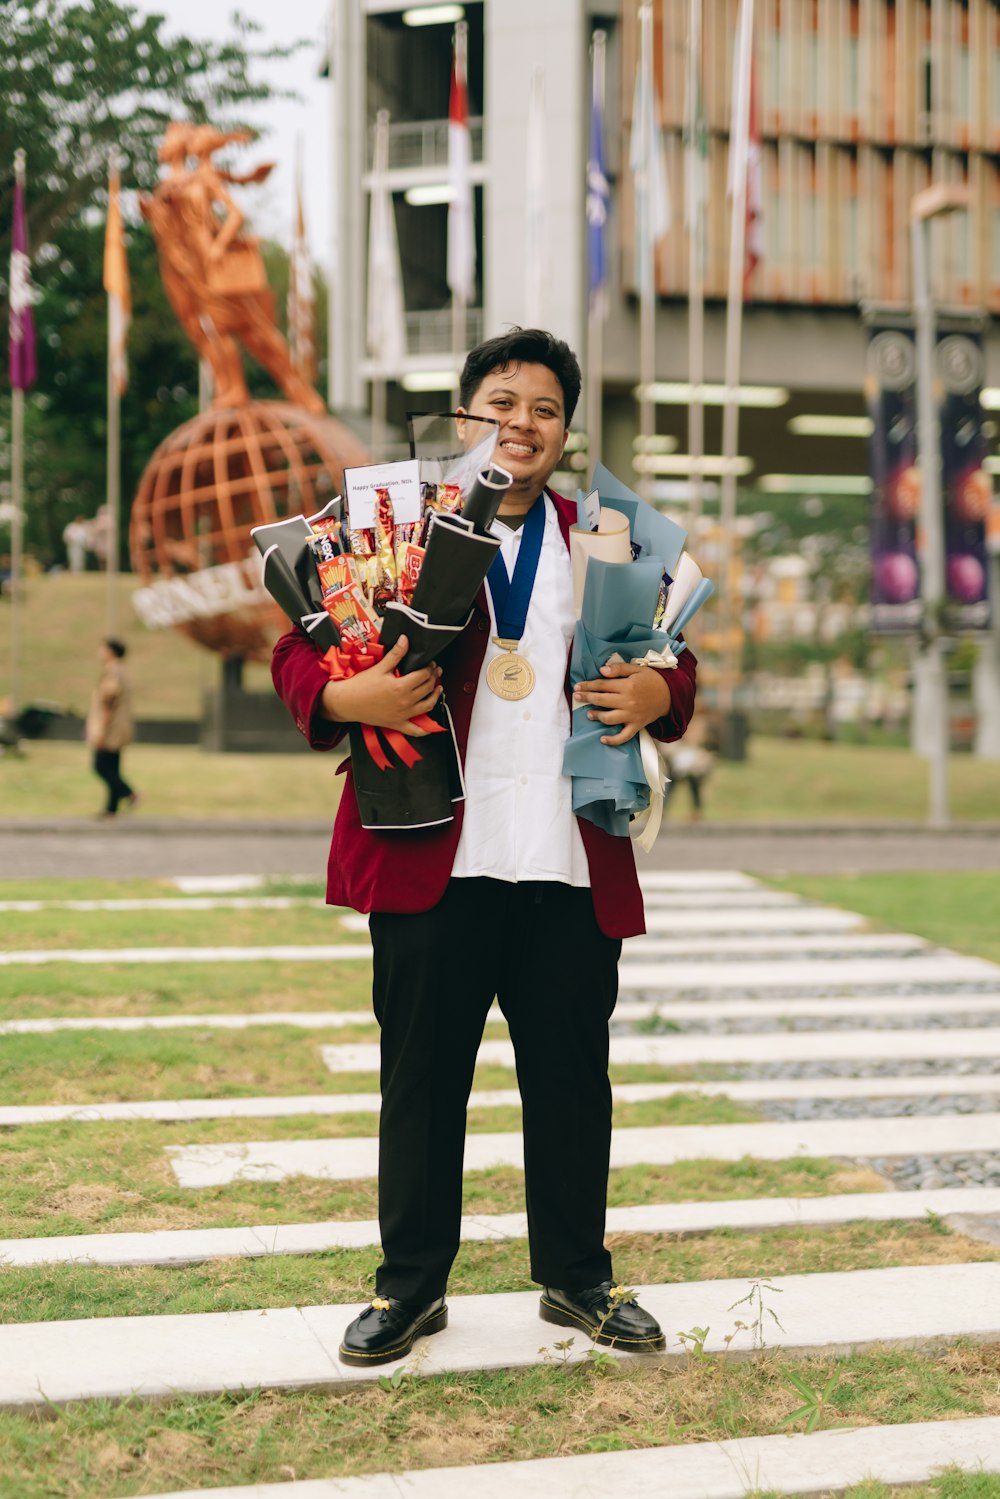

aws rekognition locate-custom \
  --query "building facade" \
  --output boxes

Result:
[327,0,1000,500]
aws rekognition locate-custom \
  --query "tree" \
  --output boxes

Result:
[0,0,298,264]
[0,1,311,568]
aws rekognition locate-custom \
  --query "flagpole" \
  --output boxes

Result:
[371,110,389,450]
[449,19,471,401]
[718,0,755,722]
[105,151,122,636]
[8,148,29,718]
[637,3,657,502]
[686,0,705,524]
[9,384,24,718]
[587,29,608,471]
[524,66,546,326]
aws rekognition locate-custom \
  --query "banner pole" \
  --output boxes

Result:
[686,0,705,525]
[106,290,121,636]
[8,387,24,718]
[718,0,755,722]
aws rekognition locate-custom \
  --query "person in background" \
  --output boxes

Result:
[662,714,715,822]
[86,639,138,818]
[62,515,91,573]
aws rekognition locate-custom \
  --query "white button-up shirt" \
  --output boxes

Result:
[451,494,591,887]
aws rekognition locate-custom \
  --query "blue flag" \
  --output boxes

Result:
[587,46,610,309]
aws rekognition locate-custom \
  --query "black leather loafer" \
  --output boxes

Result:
[338,1294,447,1367]
[540,1282,665,1352]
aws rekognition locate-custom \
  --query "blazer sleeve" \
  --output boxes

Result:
[271,627,348,752]
[646,643,697,744]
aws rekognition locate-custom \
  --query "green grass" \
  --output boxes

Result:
[0,904,365,950]
[0,1024,533,1105]
[832,1477,1000,1499]
[0,740,345,820]
[0,1112,881,1239]
[0,958,377,1017]
[8,572,276,722]
[1,1345,999,1499]
[687,735,1000,824]
[770,872,1000,966]
[5,733,1000,822]
[0,1219,991,1326]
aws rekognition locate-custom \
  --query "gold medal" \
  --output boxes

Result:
[486,638,536,701]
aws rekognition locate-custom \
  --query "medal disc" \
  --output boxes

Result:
[486,650,536,701]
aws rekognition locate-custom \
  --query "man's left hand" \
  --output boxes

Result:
[573,663,672,746]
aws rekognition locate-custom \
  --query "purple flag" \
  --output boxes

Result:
[9,156,37,391]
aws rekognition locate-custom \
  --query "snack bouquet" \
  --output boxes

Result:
[252,413,512,829]
[562,464,714,850]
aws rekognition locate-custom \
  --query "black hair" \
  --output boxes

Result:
[459,327,582,428]
[105,638,127,659]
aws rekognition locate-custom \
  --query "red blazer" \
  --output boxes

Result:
[271,490,697,938]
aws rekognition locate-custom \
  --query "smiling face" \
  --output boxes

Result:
[460,361,568,509]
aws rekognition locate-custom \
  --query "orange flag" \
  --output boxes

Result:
[103,161,131,395]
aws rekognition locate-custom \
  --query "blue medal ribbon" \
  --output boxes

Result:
[485,495,545,641]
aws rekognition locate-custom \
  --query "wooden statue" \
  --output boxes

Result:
[141,121,326,414]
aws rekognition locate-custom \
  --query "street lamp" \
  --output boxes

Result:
[910,182,971,828]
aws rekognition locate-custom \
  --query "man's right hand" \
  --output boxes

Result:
[319,634,443,736]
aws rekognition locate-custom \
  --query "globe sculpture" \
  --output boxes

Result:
[130,401,369,659]
[129,121,369,660]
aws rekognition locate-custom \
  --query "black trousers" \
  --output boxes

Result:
[369,877,622,1303]
[92,749,133,814]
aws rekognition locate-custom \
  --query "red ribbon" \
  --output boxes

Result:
[321,640,445,772]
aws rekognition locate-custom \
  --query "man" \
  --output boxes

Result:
[272,328,697,1366]
[86,638,138,818]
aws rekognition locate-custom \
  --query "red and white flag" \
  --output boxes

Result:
[367,110,407,372]
[288,151,316,385]
[447,20,476,305]
[728,5,764,299]
[8,148,37,392]
[103,159,131,395]
[744,51,764,297]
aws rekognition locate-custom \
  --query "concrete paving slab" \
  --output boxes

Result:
[166,1113,1000,1187]
[642,906,866,933]
[624,932,926,957]
[615,993,1000,1021]
[0,1011,374,1036]
[10,1069,1000,1129]
[639,872,762,890]
[131,1416,1000,1499]
[618,954,999,990]
[4,1264,1000,1407]
[323,1028,1000,1072]
[636,890,807,908]
[172,876,298,893]
[7,1187,1000,1268]
[0,944,372,966]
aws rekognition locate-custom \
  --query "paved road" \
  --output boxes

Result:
[2,818,998,880]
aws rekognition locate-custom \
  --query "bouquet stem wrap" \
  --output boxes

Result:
[604,645,678,853]
[321,640,446,772]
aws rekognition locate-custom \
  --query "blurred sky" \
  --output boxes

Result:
[150,0,333,266]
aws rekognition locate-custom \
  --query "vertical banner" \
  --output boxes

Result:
[936,331,991,630]
[866,328,922,632]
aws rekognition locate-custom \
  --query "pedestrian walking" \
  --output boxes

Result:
[662,716,715,822]
[86,639,138,817]
[272,328,698,1366]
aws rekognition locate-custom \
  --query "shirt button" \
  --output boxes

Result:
[522,710,531,721]
[463,682,475,695]
[477,618,488,633]
[519,774,528,786]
